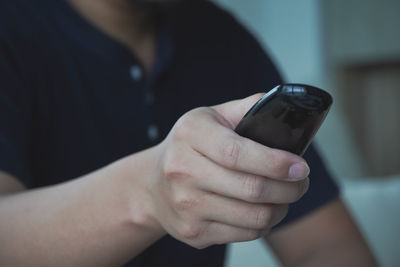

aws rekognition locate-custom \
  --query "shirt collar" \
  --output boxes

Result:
[56,0,175,81]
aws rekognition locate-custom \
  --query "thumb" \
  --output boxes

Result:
[212,93,264,129]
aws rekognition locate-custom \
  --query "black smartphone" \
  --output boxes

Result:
[235,84,332,155]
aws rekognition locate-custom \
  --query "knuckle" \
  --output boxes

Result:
[180,222,202,240]
[220,137,242,169]
[173,193,199,212]
[163,160,187,181]
[173,112,196,141]
[252,205,272,229]
[242,175,265,202]
[162,152,190,182]
[268,151,289,177]
[173,108,209,141]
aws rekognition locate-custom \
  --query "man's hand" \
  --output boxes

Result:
[0,94,310,266]
[146,94,310,248]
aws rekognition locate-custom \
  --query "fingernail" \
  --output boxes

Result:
[288,162,310,180]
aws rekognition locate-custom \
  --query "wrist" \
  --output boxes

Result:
[113,146,166,239]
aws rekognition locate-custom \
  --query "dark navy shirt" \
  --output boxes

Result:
[0,0,339,266]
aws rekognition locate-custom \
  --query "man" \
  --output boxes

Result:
[0,0,377,266]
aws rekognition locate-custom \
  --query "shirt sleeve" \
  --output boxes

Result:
[277,144,340,227]
[0,41,32,186]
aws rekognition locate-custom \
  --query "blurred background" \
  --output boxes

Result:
[210,0,400,266]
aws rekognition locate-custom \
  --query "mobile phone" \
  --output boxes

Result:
[234,84,332,155]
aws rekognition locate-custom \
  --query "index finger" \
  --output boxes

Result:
[192,112,309,181]
[212,93,265,129]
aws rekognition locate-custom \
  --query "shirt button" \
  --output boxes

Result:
[147,124,159,141]
[130,65,142,81]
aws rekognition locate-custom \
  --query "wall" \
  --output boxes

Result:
[323,0,400,68]
[322,0,400,177]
